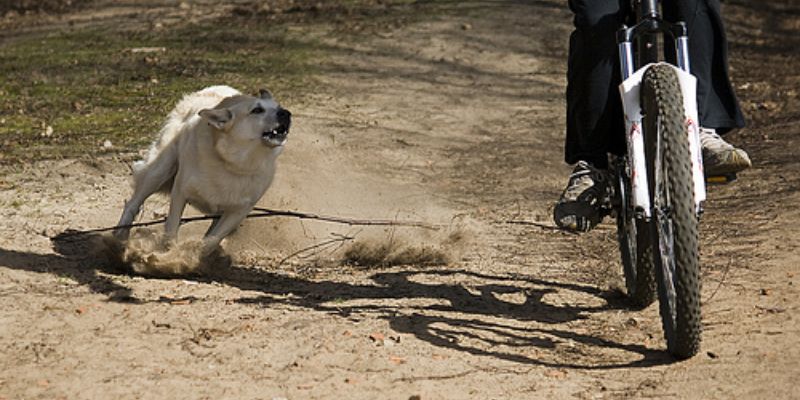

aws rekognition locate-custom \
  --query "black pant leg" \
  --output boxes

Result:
[565,0,630,168]
[663,0,746,132]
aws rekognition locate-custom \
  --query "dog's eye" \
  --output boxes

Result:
[251,106,265,114]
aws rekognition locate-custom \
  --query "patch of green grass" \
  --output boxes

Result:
[0,17,319,163]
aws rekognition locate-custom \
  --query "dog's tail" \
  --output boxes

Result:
[132,85,241,192]
[139,85,240,167]
[142,112,183,157]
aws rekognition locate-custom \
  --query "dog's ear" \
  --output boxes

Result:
[258,89,273,100]
[199,108,233,130]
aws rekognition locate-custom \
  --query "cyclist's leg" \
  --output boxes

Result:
[557,0,628,232]
[664,0,751,175]
[565,0,629,169]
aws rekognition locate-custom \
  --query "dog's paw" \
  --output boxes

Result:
[156,236,177,252]
[145,252,162,265]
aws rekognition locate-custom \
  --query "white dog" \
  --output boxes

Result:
[115,85,291,253]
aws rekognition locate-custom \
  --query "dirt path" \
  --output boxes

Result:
[2,1,799,399]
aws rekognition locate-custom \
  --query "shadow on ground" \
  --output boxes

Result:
[3,230,671,370]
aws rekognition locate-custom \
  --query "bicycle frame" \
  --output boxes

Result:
[616,0,706,218]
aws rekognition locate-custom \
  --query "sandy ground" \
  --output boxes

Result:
[2,1,799,399]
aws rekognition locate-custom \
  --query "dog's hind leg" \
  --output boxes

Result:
[115,184,162,241]
[114,148,178,241]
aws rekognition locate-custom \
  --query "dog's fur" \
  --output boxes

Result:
[115,85,291,253]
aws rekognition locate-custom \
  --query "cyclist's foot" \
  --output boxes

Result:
[553,161,613,233]
[700,128,751,177]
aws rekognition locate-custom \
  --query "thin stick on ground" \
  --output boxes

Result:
[52,207,441,239]
[276,233,357,267]
[250,207,440,230]
[705,256,734,303]
[498,219,577,235]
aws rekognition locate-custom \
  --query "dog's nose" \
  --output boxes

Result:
[277,109,291,126]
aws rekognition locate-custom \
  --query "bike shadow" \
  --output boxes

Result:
[215,264,673,369]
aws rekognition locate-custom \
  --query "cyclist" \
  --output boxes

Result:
[555,0,751,232]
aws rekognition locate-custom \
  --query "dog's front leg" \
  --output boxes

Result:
[204,217,220,237]
[201,207,250,254]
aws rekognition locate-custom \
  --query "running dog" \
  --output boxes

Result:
[115,85,291,253]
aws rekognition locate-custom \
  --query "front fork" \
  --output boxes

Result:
[617,21,705,218]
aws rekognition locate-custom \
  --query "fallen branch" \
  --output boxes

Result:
[52,207,440,240]
[497,219,575,234]
[250,207,440,230]
[705,256,733,303]
[276,233,356,267]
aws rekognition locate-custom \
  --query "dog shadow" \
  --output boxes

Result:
[0,231,671,369]
[1,231,135,302]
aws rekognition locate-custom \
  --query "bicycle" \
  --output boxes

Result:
[611,0,707,359]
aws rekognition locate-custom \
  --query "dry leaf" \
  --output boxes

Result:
[389,355,406,365]
[544,369,567,379]
[369,332,385,343]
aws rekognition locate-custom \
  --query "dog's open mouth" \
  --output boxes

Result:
[262,125,289,146]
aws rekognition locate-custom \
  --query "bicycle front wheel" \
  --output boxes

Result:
[641,64,702,359]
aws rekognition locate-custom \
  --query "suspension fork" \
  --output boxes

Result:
[616,1,697,217]
[617,5,691,80]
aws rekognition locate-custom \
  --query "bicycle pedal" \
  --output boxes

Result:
[706,173,737,185]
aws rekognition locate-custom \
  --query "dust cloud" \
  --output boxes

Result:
[99,128,478,276]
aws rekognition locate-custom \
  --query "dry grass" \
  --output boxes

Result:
[341,227,472,268]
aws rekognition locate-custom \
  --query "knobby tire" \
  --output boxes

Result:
[641,64,702,359]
